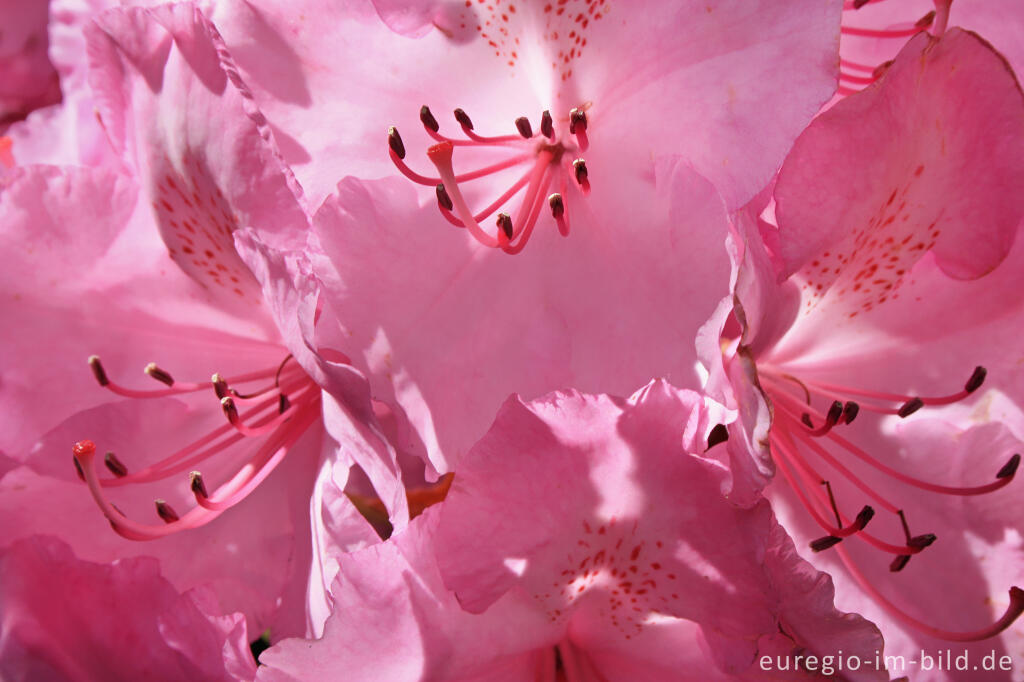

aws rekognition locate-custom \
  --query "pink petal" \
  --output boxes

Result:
[3,0,119,168]
[311,158,731,472]
[775,28,1024,308]
[210,0,841,209]
[0,0,61,125]
[233,228,411,527]
[86,3,308,314]
[258,508,554,682]
[434,381,884,673]
[0,166,284,455]
[0,535,256,681]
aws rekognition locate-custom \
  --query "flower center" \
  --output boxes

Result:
[754,361,1023,640]
[387,104,592,253]
[72,352,320,540]
[838,0,950,97]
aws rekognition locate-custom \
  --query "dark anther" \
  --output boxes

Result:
[854,505,875,530]
[211,373,229,400]
[419,105,440,133]
[810,535,843,552]
[997,453,1021,479]
[435,184,454,211]
[915,10,936,28]
[453,108,474,130]
[104,451,128,478]
[548,193,565,219]
[73,457,86,481]
[190,471,209,499]
[88,355,110,387]
[573,159,588,185]
[221,396,239,421]
[965,366,987,394]
[155,499,180,523]
[842,401,860,425]
[908,533,937,550]
[387,127,406,160]
[497,213,514,240]
[515,116,533,139]
[897,397,924,418]
[569,108,587,134]
[801,413,814,429]
[825,400,844,425]
[889,555,912,572]
[706,423,729,450]
[144,362,175,387]
[278,394,291,414]
[540,110,554,139]
[852,0,870,7]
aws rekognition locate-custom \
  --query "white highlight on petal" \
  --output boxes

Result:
[503,557,528,576]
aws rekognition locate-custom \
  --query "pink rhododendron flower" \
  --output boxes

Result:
[225,0,848,477]
[0,2,398,635]
[210,0,843,210]
[698,20,1024,670]
[0,535,256,681]
[257,381,886,681]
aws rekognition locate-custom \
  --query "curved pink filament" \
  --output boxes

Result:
[835,544,1024,641]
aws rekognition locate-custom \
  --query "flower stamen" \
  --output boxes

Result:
[837,544,1024,641]
[74,352,321,539]
[389,104,592,253]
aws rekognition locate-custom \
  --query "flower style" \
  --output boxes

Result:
[0,2,397,634]
[212,0,846,476]
[256,381,886,681]
[698,21,1024,657]
[0,535,256,682]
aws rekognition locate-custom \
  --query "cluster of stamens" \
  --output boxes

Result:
[749,362,1024,640]
[72,353,319,539]
[838,0,950,97]
[388,104,592,253]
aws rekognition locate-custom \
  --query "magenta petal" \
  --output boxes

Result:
[0,0,61,124]
[0,535,256,681]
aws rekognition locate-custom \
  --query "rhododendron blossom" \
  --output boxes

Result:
[257,382,886,681]
[225,0,848,477]
[4,0,1024,678]
[699,19,1024,665]
[0,3,399,635]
